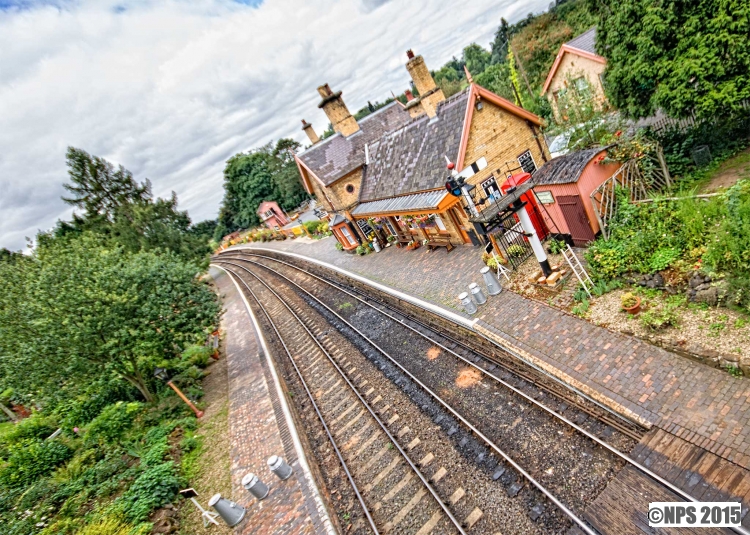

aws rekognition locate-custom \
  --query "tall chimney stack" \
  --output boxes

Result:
[301,119,320,145]
[317,83,360,137]
[404,50,445,118]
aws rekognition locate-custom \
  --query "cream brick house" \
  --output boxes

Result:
[542,27,608,122]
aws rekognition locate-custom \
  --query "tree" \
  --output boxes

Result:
[63,147,150,222]
[463,44,492,78]
[474,63,515,101]
[591,0,750,120]
[0,233,220,403]
[215,139,309,237]
[490,18,511,65]
[60,148,210,263]
[270,138,310,211]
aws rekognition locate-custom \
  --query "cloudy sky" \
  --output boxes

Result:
[0,0,550,250]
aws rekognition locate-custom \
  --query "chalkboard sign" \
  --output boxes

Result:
[357,219,373,236]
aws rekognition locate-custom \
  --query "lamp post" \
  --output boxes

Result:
[154,368,204,418]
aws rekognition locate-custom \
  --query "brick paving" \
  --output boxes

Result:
[210,267,332,535]
[229,237,750,472]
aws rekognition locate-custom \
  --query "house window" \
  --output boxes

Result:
[480,176,501,200]
[263,209,275,219]
[340,226,356,246]
[346,184,355,193]
[573,76,589,93]
[434,214,447,231]
[518,150,537,174]
[385,219,397,236]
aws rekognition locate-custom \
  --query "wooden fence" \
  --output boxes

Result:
[590,144,671,239]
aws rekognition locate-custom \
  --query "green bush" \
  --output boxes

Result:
[506,244,525,257]
[1,413,57,445]
[640,304,679,330]
[118,461,180,522]
[182,344,212,368]
[335,241,343,251]
[0,439,74,488]
[548,238,566,255]
[648,247,681,273]
[85,402,142,445]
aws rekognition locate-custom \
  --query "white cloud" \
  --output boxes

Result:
[0,0,549,250]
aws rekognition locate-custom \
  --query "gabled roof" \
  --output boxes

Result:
[542,27,606,95]
[359,84,543,203]
[532,146,605,186]
[296,101,412,188]
[359,90,470,202]
[566,27,597,55]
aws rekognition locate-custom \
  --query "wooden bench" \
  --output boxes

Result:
[426,235,455,253]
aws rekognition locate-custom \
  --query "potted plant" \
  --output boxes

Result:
[621,292,641,314]
[386,235,396,247]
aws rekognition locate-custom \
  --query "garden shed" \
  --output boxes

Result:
[532,147,620,245]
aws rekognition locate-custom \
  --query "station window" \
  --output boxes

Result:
[518,150,537,174]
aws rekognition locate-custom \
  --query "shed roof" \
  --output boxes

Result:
[566,27,597,55]
[359,90,470,202]
[532,147,605,186]
[296,101,412,186]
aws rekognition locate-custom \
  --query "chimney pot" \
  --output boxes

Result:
[406,49,415,60]
[404,89,414,101]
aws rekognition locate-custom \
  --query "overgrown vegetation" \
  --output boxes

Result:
[586,179,750,312]
[0,149,220,534]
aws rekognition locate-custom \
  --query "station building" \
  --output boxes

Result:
[295,50,551,252]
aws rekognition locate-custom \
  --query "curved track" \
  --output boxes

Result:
[215,251,748,535]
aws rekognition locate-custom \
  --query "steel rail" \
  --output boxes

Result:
[221,266,380,535]
[220,248,644,431]
[224,252,641,441]
[223,255,750,535]
[217,259,600,535]
[222,264,468,535]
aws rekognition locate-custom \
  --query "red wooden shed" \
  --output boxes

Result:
[531,147,620,246]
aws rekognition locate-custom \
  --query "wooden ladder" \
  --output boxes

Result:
[562,245,594,298]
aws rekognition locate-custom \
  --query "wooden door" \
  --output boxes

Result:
[447,207,471,244]
[557,195,595,245]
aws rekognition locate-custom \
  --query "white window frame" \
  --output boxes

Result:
[433,214,447,231]
[340,226,356,246]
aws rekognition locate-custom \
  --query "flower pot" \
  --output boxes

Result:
[622,296,641,315]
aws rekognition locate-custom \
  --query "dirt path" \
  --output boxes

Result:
[177,352,232,535]
[701,146,750,193]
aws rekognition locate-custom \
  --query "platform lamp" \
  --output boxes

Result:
[154,367,204,418]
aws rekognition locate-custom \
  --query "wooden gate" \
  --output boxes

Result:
[557,195,595,246]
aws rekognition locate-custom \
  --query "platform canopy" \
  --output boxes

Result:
[351,190,456,218]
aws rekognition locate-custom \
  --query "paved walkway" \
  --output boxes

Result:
[228,238,750,473]
[210,267,332,535]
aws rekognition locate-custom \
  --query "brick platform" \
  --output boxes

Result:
[227,239,750,473]
[210,267,333,535]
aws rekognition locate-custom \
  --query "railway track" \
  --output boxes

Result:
[222,264,516,534]
[215,251,746,535]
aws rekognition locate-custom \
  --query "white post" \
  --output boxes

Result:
[515,202,551,277]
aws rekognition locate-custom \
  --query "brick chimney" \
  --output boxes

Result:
[317,84,360,137]
[301,119,320,145]
[404,50,445,118]
[404,89,414,101]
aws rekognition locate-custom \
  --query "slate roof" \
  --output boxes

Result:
[565,27,597,56]
[532,147,604,186]
[359,89,470,202]
[297,102,412,186]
